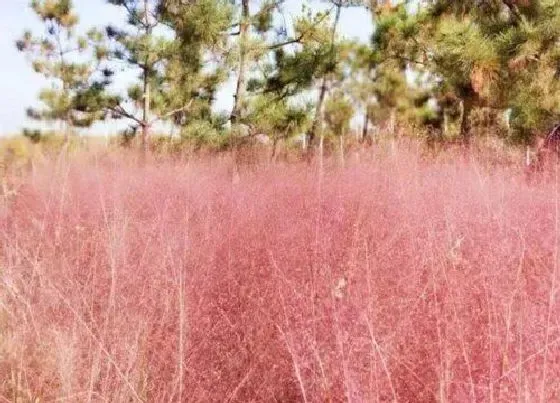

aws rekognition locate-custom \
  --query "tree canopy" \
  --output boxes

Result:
[17,0,560,150]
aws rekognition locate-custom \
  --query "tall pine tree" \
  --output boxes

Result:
[17,0,107,143]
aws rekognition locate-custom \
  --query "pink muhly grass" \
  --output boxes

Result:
[0,147,560,402]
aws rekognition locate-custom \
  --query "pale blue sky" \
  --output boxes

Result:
[0,1,372,135]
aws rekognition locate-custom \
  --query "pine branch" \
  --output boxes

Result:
[254,0,284,20]
[229,0,284,32]
[150,99,194,124]
[267,35,304,50]
[266,7,333,50]
[107,104,143,125]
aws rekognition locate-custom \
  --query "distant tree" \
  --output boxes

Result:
[228,0,299,126]
[366,61,412,137]
[230,0,251,125]
[158,0,232,144]
[99,0,174,154]
[99,0,235,154]
[247,93,311,156]
[254,5,341,160]
[259,7,333,97]
[367,2,435,133]
[345,43,377,141]
[324,90,353,137]
[307,0,365,150]
[324,89,354,162]
[226,0,346,132]
[16,0,107,143]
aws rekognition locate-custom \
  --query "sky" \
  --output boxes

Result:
[0,1,373,136]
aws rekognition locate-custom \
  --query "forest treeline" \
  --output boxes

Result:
[16,0,560,154]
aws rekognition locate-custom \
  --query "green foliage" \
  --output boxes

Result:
[98,0,234,145]
[30,0,77,27]
[181,119,228,149]
[22,129,42,144]
[17,0,107,139]
[324,91,354,137]
[248,95,311,139]
[263,40,333,98]
[101,0,172,124]
[414,0,560,141]
[16,0,560,150]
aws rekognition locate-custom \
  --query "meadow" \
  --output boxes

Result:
[1,142,560,402]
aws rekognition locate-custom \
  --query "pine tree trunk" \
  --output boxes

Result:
[63,118,70,146]
[505,108,512,137]
[339,135,345,166]
[141,0,151,159]
[140,74,151,158]
[319,134,324,170]
[460,98,473,146]
[309,78,328,147]
[388,107,397,136]
[231,0,249,125]
[362,106,370,143]
[59,28,71,149]
[271,138,280,163]
[308,4,342,150]
[141,123,150,155]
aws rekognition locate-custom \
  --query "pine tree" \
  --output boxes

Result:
[256,6,334,152]
[101,0,174,154]
[227,1,339,129]
[17,0,106,143]
[101,0,235,153]
[502,0,560,141]
[409,0,560,143]
[345,43,376,141]
[230,0,251,125]
[246,93,311,156]
[324,89,354,162]
[307,0,364,149]
[226,0,291,125]
[345,3,427,141]
[159,0,232,142]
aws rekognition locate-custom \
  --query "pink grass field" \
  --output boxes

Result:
[1,146,560,402]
